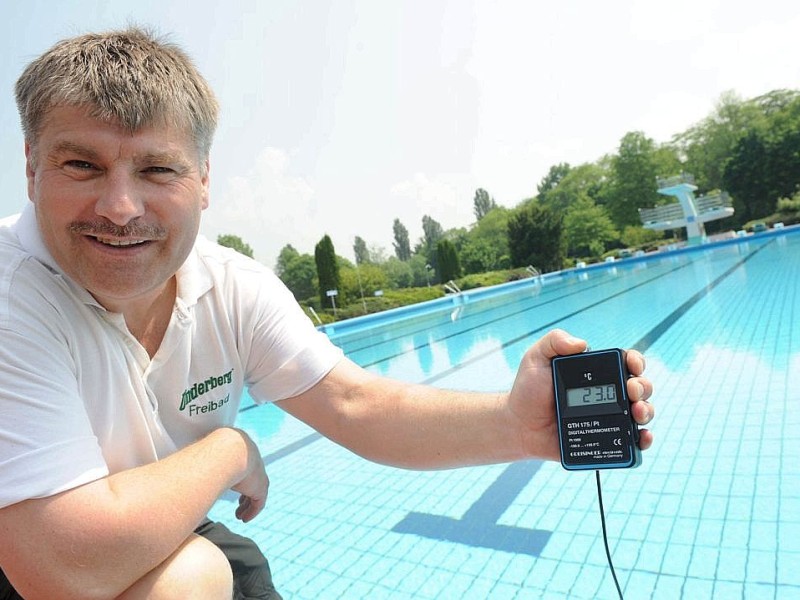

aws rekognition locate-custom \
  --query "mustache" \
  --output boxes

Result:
[69,221,167,239]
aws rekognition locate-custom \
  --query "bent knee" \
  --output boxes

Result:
[119,535,233,600]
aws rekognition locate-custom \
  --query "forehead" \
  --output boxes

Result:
[36,104,199,160]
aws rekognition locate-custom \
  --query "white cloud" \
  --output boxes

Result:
[629,0,722,42]
[389,172,478,241]
[202,147,316,268]
[692,14,800,95]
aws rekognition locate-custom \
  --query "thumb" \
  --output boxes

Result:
[534,329,587,362]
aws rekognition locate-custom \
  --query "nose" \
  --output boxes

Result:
[94,169,145,226]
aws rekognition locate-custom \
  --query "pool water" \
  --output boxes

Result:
[210,229,800,599]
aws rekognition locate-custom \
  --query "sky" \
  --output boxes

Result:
[1,0,798,268]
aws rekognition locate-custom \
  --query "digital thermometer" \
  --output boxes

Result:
[552,349,641,470]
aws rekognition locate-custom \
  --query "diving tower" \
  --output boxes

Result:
[638,173,734,246]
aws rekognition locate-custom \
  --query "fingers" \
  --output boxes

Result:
[626,375,653,404]
[631,394,654,423]
[236,493,267,523]
[628,373,654,423]
[625,349,654,451]
[637,428,654,451]
[536,329,587,361]
[625,349,646,377]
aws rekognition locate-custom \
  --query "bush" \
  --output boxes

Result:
[776,193,800,215]
[620,225,663,249]
[455,270,525,290]
[308,286,445,322]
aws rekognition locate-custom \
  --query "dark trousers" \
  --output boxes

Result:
[0,520,281,600]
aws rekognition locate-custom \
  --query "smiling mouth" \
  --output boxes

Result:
[70,221,167,245]
[92,236,149,247]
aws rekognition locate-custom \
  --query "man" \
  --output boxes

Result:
[0,28,654,599]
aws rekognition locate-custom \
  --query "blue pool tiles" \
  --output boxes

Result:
[208,229,800,599]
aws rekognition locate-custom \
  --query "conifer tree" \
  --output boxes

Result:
[314,234,340,308]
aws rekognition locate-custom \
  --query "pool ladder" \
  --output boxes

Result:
[307,306,323,325]
[443,280,462,295]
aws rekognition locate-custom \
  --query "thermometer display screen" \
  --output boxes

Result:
[566,384,618,408]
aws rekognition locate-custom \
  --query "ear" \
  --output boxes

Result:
[24,141,36,202]
[200,159,210,210]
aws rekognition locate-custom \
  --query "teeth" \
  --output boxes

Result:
[95,237,146,247]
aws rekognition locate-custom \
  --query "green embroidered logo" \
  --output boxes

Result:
[180,369,234,411]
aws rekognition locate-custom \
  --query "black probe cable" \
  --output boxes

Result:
[596,470,624,600]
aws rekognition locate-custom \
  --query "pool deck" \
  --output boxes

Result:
[210,228,800,599]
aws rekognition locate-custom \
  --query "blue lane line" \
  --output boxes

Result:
[359,260,696,370]
[340,271,620,355]
[235,241,774,558]
[261,432,323,463]
[241,243,771,472]
[423,240,771,385]
[632,240,771,352]
[388,241,774,554]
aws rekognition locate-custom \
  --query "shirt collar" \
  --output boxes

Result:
[175,237,214,309]
[13,203,214,310]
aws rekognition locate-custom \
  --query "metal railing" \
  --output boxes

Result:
[639,203,685,224]
[656,172,695,189]
[443,280,462,294]
[695,191,732,212]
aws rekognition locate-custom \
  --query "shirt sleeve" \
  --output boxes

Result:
[236,267,344,404]
[0,263,108,508]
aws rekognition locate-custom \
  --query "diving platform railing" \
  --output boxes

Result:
[639,191,734,229]
[640,172,734,245]
[655,172,695,189]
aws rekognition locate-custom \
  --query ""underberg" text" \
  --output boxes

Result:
[180,369,234,411]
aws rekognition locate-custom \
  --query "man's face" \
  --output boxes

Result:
[26,105,209,312]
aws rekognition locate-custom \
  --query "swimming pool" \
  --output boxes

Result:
[210,228,800,599]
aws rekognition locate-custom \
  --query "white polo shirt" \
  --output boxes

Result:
[0,205,343,508]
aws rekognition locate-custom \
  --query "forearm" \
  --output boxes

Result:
[280,360,530,470]
[0,427,253,599]
[340,383,525,469]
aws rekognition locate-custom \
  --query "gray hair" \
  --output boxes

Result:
[15,27,218,167]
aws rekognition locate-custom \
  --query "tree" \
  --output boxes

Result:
[419,215,444,270]
[562,194,618,257]
[620,225,662,249]
[277,252,316,301]
[672,91,766,192]
[353,236,370,265]
[459,206,511,273]
[721,91,800,226]
[537,162,572,202]
[539,162,610,215]
[436,239,461,282]
[408,254,434,287]
[723,131,776,225]
[473,188,497,221]
[314,235,340,308]
[392,218,412,261]
[605,131,680,228]
[276,244,317,301]
[380,256,414,288]
[275,244,299,276]
[507,202,565,272]
[339,261,388,303]
[216,234,253,258]
[367,244,387,264]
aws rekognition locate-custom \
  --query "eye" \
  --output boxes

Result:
[143,166,175,174]
[61,160,101,179]
[64,160,97,170]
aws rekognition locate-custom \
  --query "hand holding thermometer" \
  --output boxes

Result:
[552,348,642,470]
